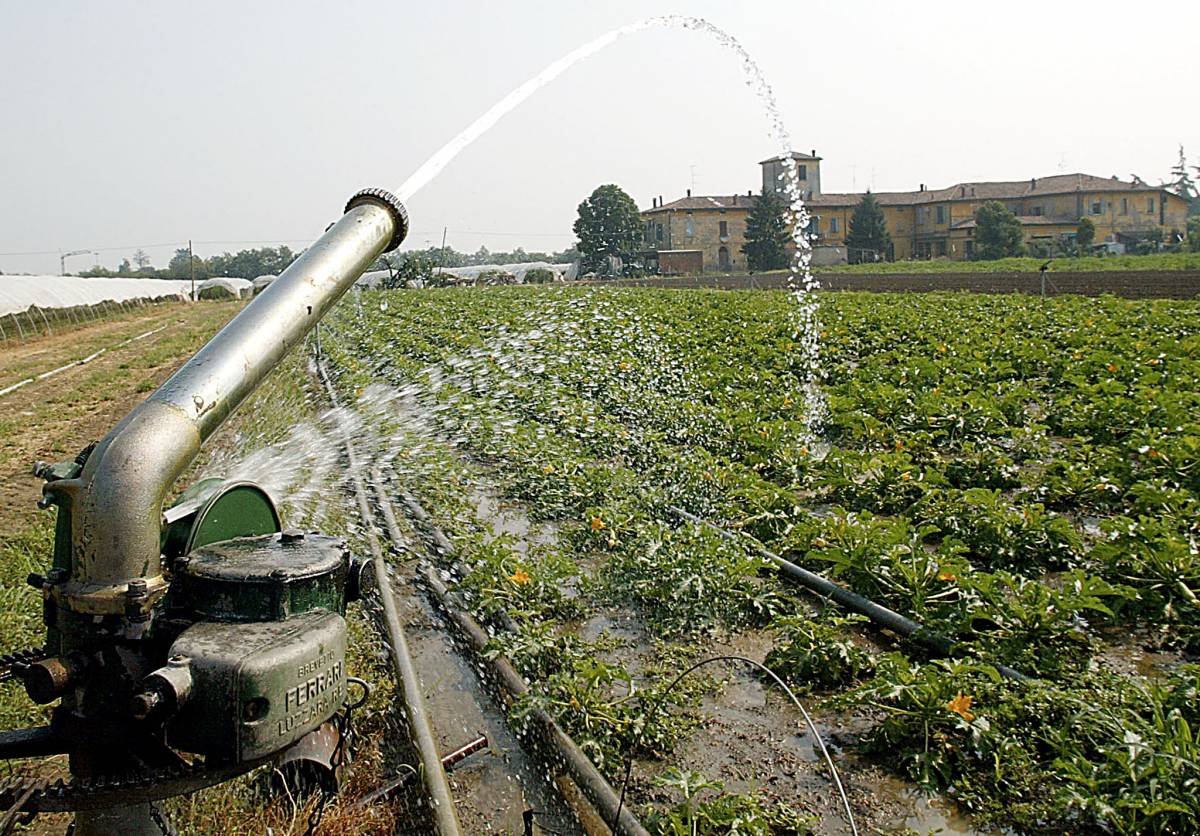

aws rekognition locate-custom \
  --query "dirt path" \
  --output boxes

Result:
[0,302,196,383]
[0,302,241,534]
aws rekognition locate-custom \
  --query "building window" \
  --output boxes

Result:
[1121,198,1128,215]
[936,240,947,257]
[686,215,695,237]
[798,164,807,180]
[830,216,839,234]
[935,205,946,224]
[1091,200,1103,215]
[1147,197,1156,213]
[655,223,663,242]
[1030,206,1044,216]
[719,220,728,238]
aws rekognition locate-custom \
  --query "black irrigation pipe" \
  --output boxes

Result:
[315,356,463,836]
[389,485,651,836]
[669,506,1032,683]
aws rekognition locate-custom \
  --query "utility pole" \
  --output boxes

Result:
[189,239,195,300]
[440,226,447,265]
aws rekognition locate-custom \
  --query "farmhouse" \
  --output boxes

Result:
[641,152,1190,271]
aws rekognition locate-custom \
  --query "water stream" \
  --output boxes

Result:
[395,15,826,438]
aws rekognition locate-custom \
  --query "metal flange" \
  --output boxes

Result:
[344,188,409,252]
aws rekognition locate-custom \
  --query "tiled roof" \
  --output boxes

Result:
[643,195,757,213]
[642,174,1169,215]
[951,215,1076,229]
[759,150,822,164]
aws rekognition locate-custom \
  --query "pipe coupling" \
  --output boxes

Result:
[345,188,408,252]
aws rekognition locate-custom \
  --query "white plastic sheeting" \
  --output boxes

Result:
[196,277,253,298]
[251,274,277,294]
[356,261,573,288]
[0,276,193,317]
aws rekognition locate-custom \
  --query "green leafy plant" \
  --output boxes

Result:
[765,612,874,691]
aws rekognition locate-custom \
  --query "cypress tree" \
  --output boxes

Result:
[741,188,791,271]
[844,192,892,263]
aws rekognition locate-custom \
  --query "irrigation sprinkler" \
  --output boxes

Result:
[0,188,409,834]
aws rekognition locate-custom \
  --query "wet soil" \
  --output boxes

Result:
[383,557,585,834]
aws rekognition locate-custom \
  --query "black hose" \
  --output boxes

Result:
[669,506,1031,683]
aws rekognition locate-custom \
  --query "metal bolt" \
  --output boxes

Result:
[127,579,149,596]
[46,568,67,584]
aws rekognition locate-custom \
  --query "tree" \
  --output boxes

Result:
[844,191,892,263]
[572,184,643,275]
[740,188,790,271]
[117,258,132,275]
[1187,216,1200,252]
[1168,145,1199,215]
[1076,217,1096,252]
[973,201,1024,260]
[132,249,152,270]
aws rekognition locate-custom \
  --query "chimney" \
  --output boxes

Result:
[732,195,737,206]
[659,195,664,205]
[920,183,926,191]
[686,188,691,198]
[652,197,657,208]
[811,149,816,157]
[748,189,752,197]
[1030,177,1037,190]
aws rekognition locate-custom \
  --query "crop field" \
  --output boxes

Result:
[819,252,1200,274]
[316,286,1199,834]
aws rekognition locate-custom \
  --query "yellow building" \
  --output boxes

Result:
[641,152,1191,269]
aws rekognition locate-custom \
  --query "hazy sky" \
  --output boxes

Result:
[2,0,1197,274]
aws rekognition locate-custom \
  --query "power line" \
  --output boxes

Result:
[1,227,577,261]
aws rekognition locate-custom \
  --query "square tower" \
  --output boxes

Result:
[760,150,822,200]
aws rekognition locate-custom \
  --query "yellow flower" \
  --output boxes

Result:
[1106,363,1118,373]
[542,463,556,474]
[591,516,606,532]
[947,693,975,722]
[937,569,957,582]
[937,343,948,353]
[618,361,630,371]
[508,569,531,585]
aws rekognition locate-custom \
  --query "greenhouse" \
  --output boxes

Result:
[0,275,193,317]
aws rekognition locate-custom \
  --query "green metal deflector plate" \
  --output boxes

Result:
[162,480,282,558]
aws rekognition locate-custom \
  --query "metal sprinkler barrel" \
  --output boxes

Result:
[0,189,408,834]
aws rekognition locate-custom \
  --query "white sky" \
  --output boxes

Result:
[1,0,1197,274]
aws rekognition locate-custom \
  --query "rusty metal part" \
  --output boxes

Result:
[274,721,342,797]
[19,653,89,704]
[0,648,46,683]
[354,734,488,809]
[0,756,268,814]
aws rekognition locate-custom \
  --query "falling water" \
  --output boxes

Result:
[394,15,826,438]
